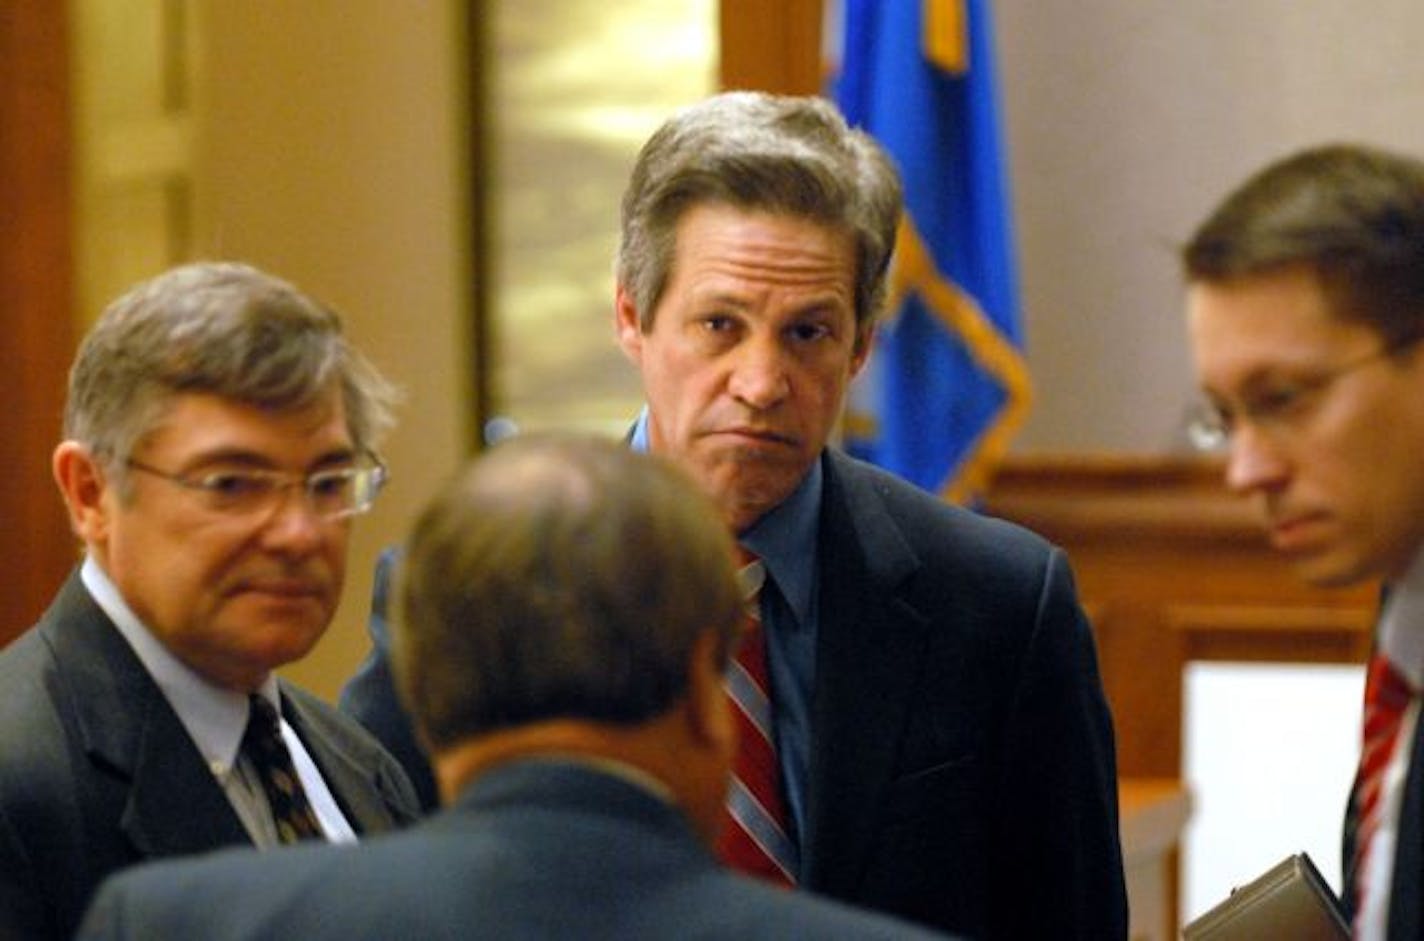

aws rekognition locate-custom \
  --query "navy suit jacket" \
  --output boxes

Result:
[341,449,1128,939]
[0,570,422,941]
[1344,691,1424,938]
[77,761,955,940]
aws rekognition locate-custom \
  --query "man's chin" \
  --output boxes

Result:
[1287,551,1375,589]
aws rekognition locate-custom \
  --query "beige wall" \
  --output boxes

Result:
[997,0,1424,453]
[192,0,473,698]
[158,1,1424,698]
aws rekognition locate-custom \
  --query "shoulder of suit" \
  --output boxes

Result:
[825,448,1055,555]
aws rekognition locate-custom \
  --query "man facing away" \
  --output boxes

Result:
[342,90,1128,939]
[1183,143,1424,940]
[78,434,956,940]
[0,262,420,941]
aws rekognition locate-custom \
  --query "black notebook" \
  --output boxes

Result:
[1183,853,1349,940]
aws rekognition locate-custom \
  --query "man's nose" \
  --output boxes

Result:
[258,485,329,553]
[1223,423,1290,495]
[728,338,791,409]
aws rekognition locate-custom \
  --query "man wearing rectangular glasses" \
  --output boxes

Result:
[1184,144,1424,941]
[0,261,420,941]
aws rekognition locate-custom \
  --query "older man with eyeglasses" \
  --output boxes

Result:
[0,261,421,941]
[1183,144,1424,941]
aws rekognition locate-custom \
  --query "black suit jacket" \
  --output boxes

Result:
[1344,691,1424,939]
[0,570,421,941]
[340,449,1127,938]
[77,761,956,940]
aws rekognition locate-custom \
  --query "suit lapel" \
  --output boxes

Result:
[43,574,249,857]
[1387,704,1424,938]
[801,452,926,893]
[281,685,399,835]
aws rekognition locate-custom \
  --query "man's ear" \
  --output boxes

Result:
[614,284,644,366]
[850,324,874,379]
[52,441,112,545]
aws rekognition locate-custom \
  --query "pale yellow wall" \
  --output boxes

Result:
[191,0,473,699]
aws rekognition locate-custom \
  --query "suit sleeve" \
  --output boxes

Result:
[337,546,440,812]
[989,547,1128,941]
[72,878,128,940]
[0,800,51,941]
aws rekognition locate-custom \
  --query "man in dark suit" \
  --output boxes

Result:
[0,262,420,941]
[343,91,1127,939]
[1182,144,1424,940]
[79,435,954,940]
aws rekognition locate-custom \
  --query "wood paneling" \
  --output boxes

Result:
[719,0,824,94]
[984,454,1376,780]
[0,4,77,647]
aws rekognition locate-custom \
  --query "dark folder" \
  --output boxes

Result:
[1182,853,1349,940]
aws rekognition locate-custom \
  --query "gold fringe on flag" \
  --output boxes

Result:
[924,0,969,74]
[888,214,1033,503]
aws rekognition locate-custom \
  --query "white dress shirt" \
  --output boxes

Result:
[1357,547,1424,940]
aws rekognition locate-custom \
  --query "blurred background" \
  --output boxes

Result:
[7,1,1424,932]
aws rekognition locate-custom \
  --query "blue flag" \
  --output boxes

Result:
[834,0,1031,502]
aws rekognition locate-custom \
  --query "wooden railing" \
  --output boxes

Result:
[984,453,1375,780]
[984,454,1374,936]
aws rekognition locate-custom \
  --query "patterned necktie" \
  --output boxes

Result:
[717,550,798,886]
[1352,653,1416,915]
[242,694,323,844]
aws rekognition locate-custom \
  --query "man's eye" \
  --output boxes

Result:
[789,322,831,343]
[1249,386,1304,419]
[702,315,735,332]
[196,473,271,498]
[309,471,354,498]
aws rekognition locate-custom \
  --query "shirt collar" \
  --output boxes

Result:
[739,458,821,627]
[1379,546,1424,689]
[629,406,652,452]
[81,556,280,776]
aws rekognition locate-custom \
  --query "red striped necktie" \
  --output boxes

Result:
[716,550,798,886]
[1353,653,1416,917]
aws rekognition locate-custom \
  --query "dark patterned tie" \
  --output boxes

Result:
[1352,653,1415,920]
[716,550,798,886]
[242,694,323,844]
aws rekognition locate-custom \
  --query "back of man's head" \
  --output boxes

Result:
[397,434,743,757]
[1183,143,1424,345]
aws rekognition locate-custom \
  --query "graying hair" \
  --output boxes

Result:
[398,434,743,751]
[64,261,398,472]
[617,91,903,340]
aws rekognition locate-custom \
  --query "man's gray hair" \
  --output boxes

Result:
[64,261,398,473]
[617,91,903,340]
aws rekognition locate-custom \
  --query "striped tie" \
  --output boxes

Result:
[717,551,798,886]
[1352,654,1415,917]
[242,694,323,844]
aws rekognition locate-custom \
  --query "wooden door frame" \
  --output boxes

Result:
[719,0,825,94]
[0,4,76,646]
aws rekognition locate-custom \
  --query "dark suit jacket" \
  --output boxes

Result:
[0,570,421,941]
[1344,691,1424,939]
[77,761,955,940]
[340,449,1128,938]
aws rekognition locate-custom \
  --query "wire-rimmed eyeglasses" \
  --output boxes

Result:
[124,454,389,520]
[1186,335,1423,452]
